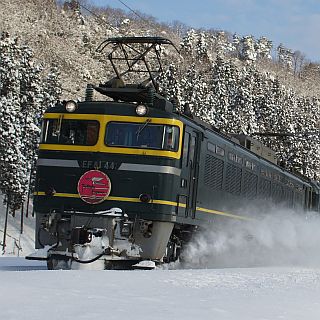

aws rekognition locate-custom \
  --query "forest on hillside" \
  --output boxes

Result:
[0,0,319,210]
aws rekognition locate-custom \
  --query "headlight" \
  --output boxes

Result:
[65,100,78,112]
[135,104,148,116]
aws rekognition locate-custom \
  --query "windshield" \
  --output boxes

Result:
[105,122,180,151]
[41,118,99,146]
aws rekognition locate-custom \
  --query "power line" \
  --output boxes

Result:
[77,2,118,31]
[78,0,159,35]
[117,0,148,23]
[78,0,176,45]
[116,0,164,36]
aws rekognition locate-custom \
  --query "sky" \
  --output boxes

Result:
[89,0,320,62]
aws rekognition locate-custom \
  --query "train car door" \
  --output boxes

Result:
[177,128,200,218]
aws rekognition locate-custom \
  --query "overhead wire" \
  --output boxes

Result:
[76,2,118,32]
[79,0,168,37]
[77,0,155,35]
[116,0,173,37]
[117,0,154,29]
[56,1,179,97]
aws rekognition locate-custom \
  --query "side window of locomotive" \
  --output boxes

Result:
[105,122,180,151]
[208,142,225,157]
[189,136,196,165]
[228,152,243,165]
[163,126,180,150]
[207,142,216,153]
[228,152,236,162]
[216,145,225,156]
[182,132,190,166]
[41,119,99,146]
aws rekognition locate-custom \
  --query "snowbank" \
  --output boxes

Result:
[0,261,319,320]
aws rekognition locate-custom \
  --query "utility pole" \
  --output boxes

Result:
[20,202,24,234]
[2,194,10,253]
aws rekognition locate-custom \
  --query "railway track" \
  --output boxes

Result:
[0,257,47,271]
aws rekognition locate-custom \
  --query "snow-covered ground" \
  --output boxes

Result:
[1,196,320,319]
[0,257,320,320]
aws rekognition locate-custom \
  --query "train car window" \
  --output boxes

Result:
[216,146,225,156]
[228,153,242,164]
[183,132,190,166]
[41,119,99,145]
[105,122,180,151]
[245,160,256,171]
[245,160,252,169]
[236,155,243,165]
[273,173,280,181]
[228,152,236,162]
[207,142,216,153]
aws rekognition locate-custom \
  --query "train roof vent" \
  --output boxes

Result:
[231,134,277,164]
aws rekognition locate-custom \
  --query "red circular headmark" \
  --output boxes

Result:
[77,170,111,204]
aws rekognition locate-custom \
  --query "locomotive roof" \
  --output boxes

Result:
[102,36,175,45]
[45,100,179,119]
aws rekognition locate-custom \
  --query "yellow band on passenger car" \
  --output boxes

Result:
[40,114,184,159]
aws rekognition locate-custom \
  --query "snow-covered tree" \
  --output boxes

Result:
[195,32,209,61]
[205,57,239,129]
[239,36,257,62]
[277,44,293,69]
[0,33,61,210]
[157,63,182,105]
[213,31,230,57]
[180,29,198,57]
[256,37,273,60]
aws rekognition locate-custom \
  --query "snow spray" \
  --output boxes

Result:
[177,205,320,269]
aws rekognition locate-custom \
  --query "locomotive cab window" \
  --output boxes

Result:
[41,118,99,146]
[105,122,180,151]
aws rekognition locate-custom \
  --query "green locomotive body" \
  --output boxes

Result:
[28,37,320,269]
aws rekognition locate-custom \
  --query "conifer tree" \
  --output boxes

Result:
[0,33,61,210]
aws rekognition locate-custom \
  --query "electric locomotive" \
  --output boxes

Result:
[27,37,320,269]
